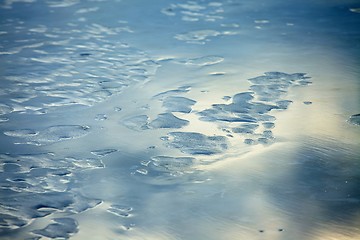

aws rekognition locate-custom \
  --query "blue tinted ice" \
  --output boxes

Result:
[166,132,228,155]
[349,114,360,126]
[32,218,78,239]
[0,0,359,239]
[162,96,196,113]
[150,113,189,129]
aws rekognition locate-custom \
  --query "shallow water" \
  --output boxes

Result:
[0,0,360,239]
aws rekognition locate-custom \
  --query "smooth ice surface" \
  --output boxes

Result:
[0,0,360,239]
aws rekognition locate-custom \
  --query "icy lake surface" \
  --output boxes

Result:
[0,0,360,239]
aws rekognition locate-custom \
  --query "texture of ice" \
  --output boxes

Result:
[3,129,39,137]
[107,204,133,218]
[162,96,196,113]
[175,30,236,44]
[153,86,191,99]
[349,114,360,126]
[94,113,108,121]
[150,113,189,129]
[0,104,13,115]
[32,218,78,239]
[177,55,224,66]
[122,115,149,131]
[198,72,311,145]
[150,156,195,173]
[166,132,228,155]
[161,1,223,22]
[67,157,104,169]
[5,125,90,145]
[90,149,118,157]
[1,0,359,239]
[0,20,158,114]
[66,195,102,214]
[0,152,104,233]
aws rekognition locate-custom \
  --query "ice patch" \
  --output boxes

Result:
[3,129,39,137]
[0,104,13,115]
[198,72,311,145]
[166,132,228,155]
[161,1,224,22]
[175,30,235,44]
[153,86,191,99]
[107,204,133,218]
[90,149,118,157]
[32,218,78,239]
[150,156,195,173]
[150,113,189,129]
[162,96,196,113]
[122,115,149,131]
[8,125,91,145]
[94,113,108,121]
[177,55,224,66]
[349,114,360,126]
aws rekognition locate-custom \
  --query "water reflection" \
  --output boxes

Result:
[0,0,360,239]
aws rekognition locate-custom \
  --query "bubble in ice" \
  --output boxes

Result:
[349,114,360,126]
[32,218,78,239]
[162,96,196,113]
[150,113,189,129]
[166,132,228,155]
[90,149,118,157]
